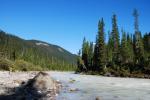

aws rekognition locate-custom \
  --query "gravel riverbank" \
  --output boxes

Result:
[0,71,61,100]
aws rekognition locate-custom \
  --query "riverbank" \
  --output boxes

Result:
[76,71,150,79]
[0,71,150,100]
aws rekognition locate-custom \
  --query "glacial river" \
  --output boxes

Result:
[49,71,150,100]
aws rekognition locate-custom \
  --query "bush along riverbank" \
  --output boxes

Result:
[76,9,150,78]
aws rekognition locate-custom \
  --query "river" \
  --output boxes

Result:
[48,71,150,100]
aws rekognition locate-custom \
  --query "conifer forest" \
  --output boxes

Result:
[76,9,150,78]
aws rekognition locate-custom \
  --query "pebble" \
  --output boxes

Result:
[69,88,79,92]
[95,96,100,100]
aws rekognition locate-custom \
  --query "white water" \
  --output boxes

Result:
[48,71,150,100]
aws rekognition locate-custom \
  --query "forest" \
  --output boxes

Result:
[76,9,150,78]
[0,31,76,71]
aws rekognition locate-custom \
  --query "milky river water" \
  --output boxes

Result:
[49,71,150,100]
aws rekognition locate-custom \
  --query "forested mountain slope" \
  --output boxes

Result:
[0,30,77,70]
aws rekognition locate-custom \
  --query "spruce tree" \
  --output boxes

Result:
[143,33,150,60]
[94,18,106,72]
[111,14,120,65]
[126,33,134,63]
[107,31,113,63]
[81,37,88,68]
[121,30,128,63]
[77,50,86,72]
[88,42,94,70]
[93,35,99,71]
[81,37,90,71]
[133,9,144,64]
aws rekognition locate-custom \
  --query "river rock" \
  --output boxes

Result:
[23,72,60,100]
[69,88,79,92]
[69,78,76,83]
[95,96,101,100]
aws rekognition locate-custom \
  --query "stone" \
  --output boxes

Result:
[69,88,79,92]
[95,96,100,100]
[20,72,60,99]
[69,78,76,83]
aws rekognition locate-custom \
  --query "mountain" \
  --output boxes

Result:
[0,30,77,70]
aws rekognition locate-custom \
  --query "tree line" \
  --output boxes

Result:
[76,9,150,78]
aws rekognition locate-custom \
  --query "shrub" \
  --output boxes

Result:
[0,58,14,71]
[14,60,43,71]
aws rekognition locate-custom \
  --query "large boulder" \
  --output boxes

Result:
[32,72,57,92]
[21,72,61,100]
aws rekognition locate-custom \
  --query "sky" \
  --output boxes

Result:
[0,0,150,54]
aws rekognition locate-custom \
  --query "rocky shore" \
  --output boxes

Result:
[0,71,61,100]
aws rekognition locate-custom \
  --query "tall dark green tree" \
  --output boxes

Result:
[107,31,113,63]
[120,30,134,64]
[76,50,86,72]
[126,33,134,63]
[93,35,99,71]
[81,37,91,71]
[93,18,106,72]
[88,42,94,70]
[121,30,128,63]
[111,14,120,64]
[143,33,150,60]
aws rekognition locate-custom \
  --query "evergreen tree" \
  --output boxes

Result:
[143,33,150,60]
[107,31,113,63]
[120,30,134,64]
[121,30,128,63]
[81,37,90,70]
[94,18,106,72]
[88,42,94,70]
[76,50,86,72]
[126,33,134,63]
[133,9,144,64]
[111,14,120,64]
[93,35,99,71]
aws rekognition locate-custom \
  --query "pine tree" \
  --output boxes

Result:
[81,37,90,71]
[111,14,120,64]
[133,9,144,64]
[76,50,86,72]
[107,31,113,63]
[121,30,128,63]
[81,37,88,67]
[143,33,150,60]
[93,35,99,71]
[126,33,134,63]
[94,18,106,72]
[88,42,94,70]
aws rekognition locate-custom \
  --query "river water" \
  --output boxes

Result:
[48,71,150,100]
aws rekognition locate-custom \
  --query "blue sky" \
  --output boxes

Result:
[0,0,150,54]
